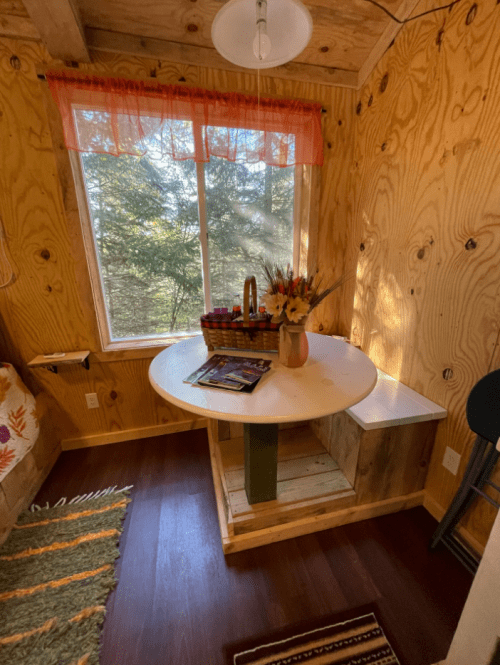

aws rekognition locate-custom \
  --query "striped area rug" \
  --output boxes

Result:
[231,610,401,665]
[0,488,131,665]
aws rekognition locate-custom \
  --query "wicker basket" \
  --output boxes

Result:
[201,276,281,352]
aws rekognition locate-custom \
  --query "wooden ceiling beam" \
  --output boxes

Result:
[357,0,421,88]
[22,0,90,62]
[85,28,359,89]
[0,14,40,41]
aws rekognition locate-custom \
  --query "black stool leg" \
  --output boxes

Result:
[431,435,489,549]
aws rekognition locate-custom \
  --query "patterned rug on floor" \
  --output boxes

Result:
[227,605,402,665]
[0,486,131,665]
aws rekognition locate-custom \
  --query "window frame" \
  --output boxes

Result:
[70,150,318,352]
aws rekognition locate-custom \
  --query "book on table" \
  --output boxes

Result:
[184,354,272,392]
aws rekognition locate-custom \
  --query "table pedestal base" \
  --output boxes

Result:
[244,423,278,504]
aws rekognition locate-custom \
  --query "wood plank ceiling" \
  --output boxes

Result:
[0,0,418,87]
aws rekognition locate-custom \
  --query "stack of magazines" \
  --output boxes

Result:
[184,354,272,393]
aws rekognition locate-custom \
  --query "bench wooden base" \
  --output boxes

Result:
[208,420,427,554]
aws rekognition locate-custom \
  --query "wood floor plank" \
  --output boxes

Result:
[31,429,473,665]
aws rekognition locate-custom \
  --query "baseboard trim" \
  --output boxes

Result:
[61,418,208,450]
[423,492,485,557]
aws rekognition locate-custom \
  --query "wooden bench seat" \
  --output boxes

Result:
[311,368,447,504]
[346,368,447,431]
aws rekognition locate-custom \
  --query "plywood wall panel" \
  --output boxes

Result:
[0,38,353,442]
[348,0,500,548]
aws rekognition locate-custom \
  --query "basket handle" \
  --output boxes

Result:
[243,276,258,323]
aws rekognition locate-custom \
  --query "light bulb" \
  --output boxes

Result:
[253,30,272,61]
[253,0,271,62]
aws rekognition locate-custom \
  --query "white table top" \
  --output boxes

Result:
[148,333,377,424]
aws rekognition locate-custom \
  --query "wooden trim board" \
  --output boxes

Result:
[62,418,208,450]
[86,28,359,89]
[222,487,425,554]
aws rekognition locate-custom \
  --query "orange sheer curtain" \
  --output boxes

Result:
[46,71,323,167]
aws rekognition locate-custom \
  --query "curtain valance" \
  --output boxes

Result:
[46,71,324,167]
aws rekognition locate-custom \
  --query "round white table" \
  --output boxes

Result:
[149,333,377,504]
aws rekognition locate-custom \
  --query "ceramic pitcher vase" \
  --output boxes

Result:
[279,322,309,368]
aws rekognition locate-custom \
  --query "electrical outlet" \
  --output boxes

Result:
[85,393,99,409]
[443,446,461,475]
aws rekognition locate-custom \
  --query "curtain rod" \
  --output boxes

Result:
[36,72,327,113]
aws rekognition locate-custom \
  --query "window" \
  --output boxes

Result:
[48,72,323,349]
[75,144,298,343]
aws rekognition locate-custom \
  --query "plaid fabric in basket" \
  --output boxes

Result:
[200,317,282,331]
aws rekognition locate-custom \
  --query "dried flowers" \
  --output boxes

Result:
[261,262,350,325]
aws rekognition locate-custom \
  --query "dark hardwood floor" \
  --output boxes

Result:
[34,429,473,665]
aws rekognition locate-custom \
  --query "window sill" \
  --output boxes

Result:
[90,334,202,363]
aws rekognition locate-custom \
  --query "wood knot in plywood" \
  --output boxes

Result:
[356,101,362,116]
[466,4,478,24]
[187,23,199,32]
[417,248,426,260]
[368,94,373,107]
[443,368,454,380]
[436,29,445,49]
[360,243,365,252]
[9,56,21,70]
[380,73,389,93]
[439,149,451,166]
[110,390,118,400]
[40,249,51,261]
[465,238,477,250]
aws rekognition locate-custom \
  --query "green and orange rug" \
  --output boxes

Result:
[0,487,131,665]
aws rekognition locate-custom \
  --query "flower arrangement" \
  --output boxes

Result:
[261,262,350,325]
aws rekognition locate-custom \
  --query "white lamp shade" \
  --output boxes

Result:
[212,0,313,70]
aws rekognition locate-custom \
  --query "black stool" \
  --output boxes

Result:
[431,369,500,562]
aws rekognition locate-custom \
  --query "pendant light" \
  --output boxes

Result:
[211,0,313,70]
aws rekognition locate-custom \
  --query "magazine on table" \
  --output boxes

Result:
[184,354,272,392]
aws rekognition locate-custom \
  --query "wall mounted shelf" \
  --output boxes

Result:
[27,351,90,374]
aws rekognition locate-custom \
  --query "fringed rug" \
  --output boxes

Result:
[0,486,132,665]
[228,606,402,665]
